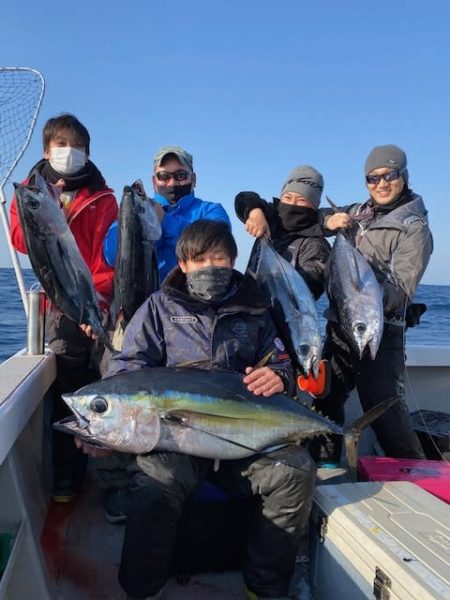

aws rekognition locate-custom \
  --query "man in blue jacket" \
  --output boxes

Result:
[100,146,231,521]
[103,145,230,282]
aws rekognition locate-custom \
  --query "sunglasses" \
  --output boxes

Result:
[155,169,190,182]
[365,169,405,185]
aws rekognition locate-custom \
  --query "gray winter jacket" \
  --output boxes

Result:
[322,192,433,317]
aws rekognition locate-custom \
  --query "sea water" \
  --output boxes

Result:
[0,267,449,363]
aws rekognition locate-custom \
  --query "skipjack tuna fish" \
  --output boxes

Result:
[327,233,384,359]
[112,180,161,328]
[14,175,113,351]
[247,238,322,378]
[55,367,397,478]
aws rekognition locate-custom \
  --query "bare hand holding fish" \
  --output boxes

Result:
[243,366,284,396]
[245,208,271,238]
[326,212,352,230]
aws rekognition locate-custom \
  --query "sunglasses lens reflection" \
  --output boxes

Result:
[156,170,190,182]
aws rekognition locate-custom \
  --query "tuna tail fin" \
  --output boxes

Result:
[343,397,399,481]
[350,246,364,292]
[326,195,340,213]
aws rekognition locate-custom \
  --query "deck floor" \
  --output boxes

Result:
[40,472,314,599]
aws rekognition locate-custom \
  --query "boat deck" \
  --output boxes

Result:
[41,475,249,599]
[40,470,320,600]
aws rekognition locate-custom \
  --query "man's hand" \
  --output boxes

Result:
[243,366,284,397]
[245,208,270,238]
[152,200,165,222]
[74,436,113,457]
[326,212,352,231]
[79,323,97,339]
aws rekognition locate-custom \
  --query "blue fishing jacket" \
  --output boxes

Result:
[106,268,293,392]
[103,192,231,282]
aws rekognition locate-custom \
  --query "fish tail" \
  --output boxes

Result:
[326,196,339,212]
[343,396,399,481]
[100,331,116,354]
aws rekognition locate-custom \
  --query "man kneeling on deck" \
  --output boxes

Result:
[78,220,315,600]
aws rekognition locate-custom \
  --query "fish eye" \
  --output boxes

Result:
[27,199,40,209]
[89,396,109,413]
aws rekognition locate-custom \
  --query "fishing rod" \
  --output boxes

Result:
[0,67,45,315]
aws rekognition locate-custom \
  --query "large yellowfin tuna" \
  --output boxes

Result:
[14,175,113,351]
[247,238,322,378]
[55,367,397,478]
[327,233,384,359]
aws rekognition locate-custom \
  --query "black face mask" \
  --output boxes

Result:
[158,183,192,205]
[185,267,233,302]
[277,204,318,231]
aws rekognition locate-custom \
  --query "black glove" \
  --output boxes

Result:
[405,303,427,328]
[234,191,264,222]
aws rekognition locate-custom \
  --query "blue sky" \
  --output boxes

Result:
[1,0,449,284]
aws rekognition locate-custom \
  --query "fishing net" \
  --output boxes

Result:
[0,67,45,313]
[0,67,45,188]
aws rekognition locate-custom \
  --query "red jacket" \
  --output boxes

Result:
[10,181,118,303]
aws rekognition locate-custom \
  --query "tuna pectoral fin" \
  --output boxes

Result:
[163,414,295,465]
[343,396,399,481]
[162,414,263,455]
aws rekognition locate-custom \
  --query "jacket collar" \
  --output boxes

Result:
[362,192,428,230]
[162,267,267,313]
[153,192,196,213]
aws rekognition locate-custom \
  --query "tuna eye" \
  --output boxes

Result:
[89,397,108,413]
[27,199,40,209]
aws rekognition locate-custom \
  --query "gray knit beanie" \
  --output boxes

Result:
[364,144,408,183]
[280,165,324,208]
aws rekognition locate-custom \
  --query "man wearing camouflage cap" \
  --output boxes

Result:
[104,145,230,282]
[100,146,230,522]
[151,145,230,281]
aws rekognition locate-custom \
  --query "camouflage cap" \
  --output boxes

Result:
[153,146,193,171]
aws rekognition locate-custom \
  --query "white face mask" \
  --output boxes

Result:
[49,147,87,175]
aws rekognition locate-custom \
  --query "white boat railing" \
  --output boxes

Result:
[0,349,55,599]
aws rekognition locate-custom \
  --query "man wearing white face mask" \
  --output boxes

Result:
[10,113,118,503]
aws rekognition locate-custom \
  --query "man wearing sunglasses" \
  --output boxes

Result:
[152,146,231,281]
[104,146,230,283]
[312,144,433,464]
[100,146,230,521]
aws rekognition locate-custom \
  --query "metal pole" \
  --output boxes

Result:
[26,284,45,354]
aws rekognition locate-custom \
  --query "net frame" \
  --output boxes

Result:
[0,67,45,315]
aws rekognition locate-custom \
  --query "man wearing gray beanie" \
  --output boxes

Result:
[311,144,433,464]
[235,165,330,300]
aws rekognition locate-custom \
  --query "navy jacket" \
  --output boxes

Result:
[106,268,293,392]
